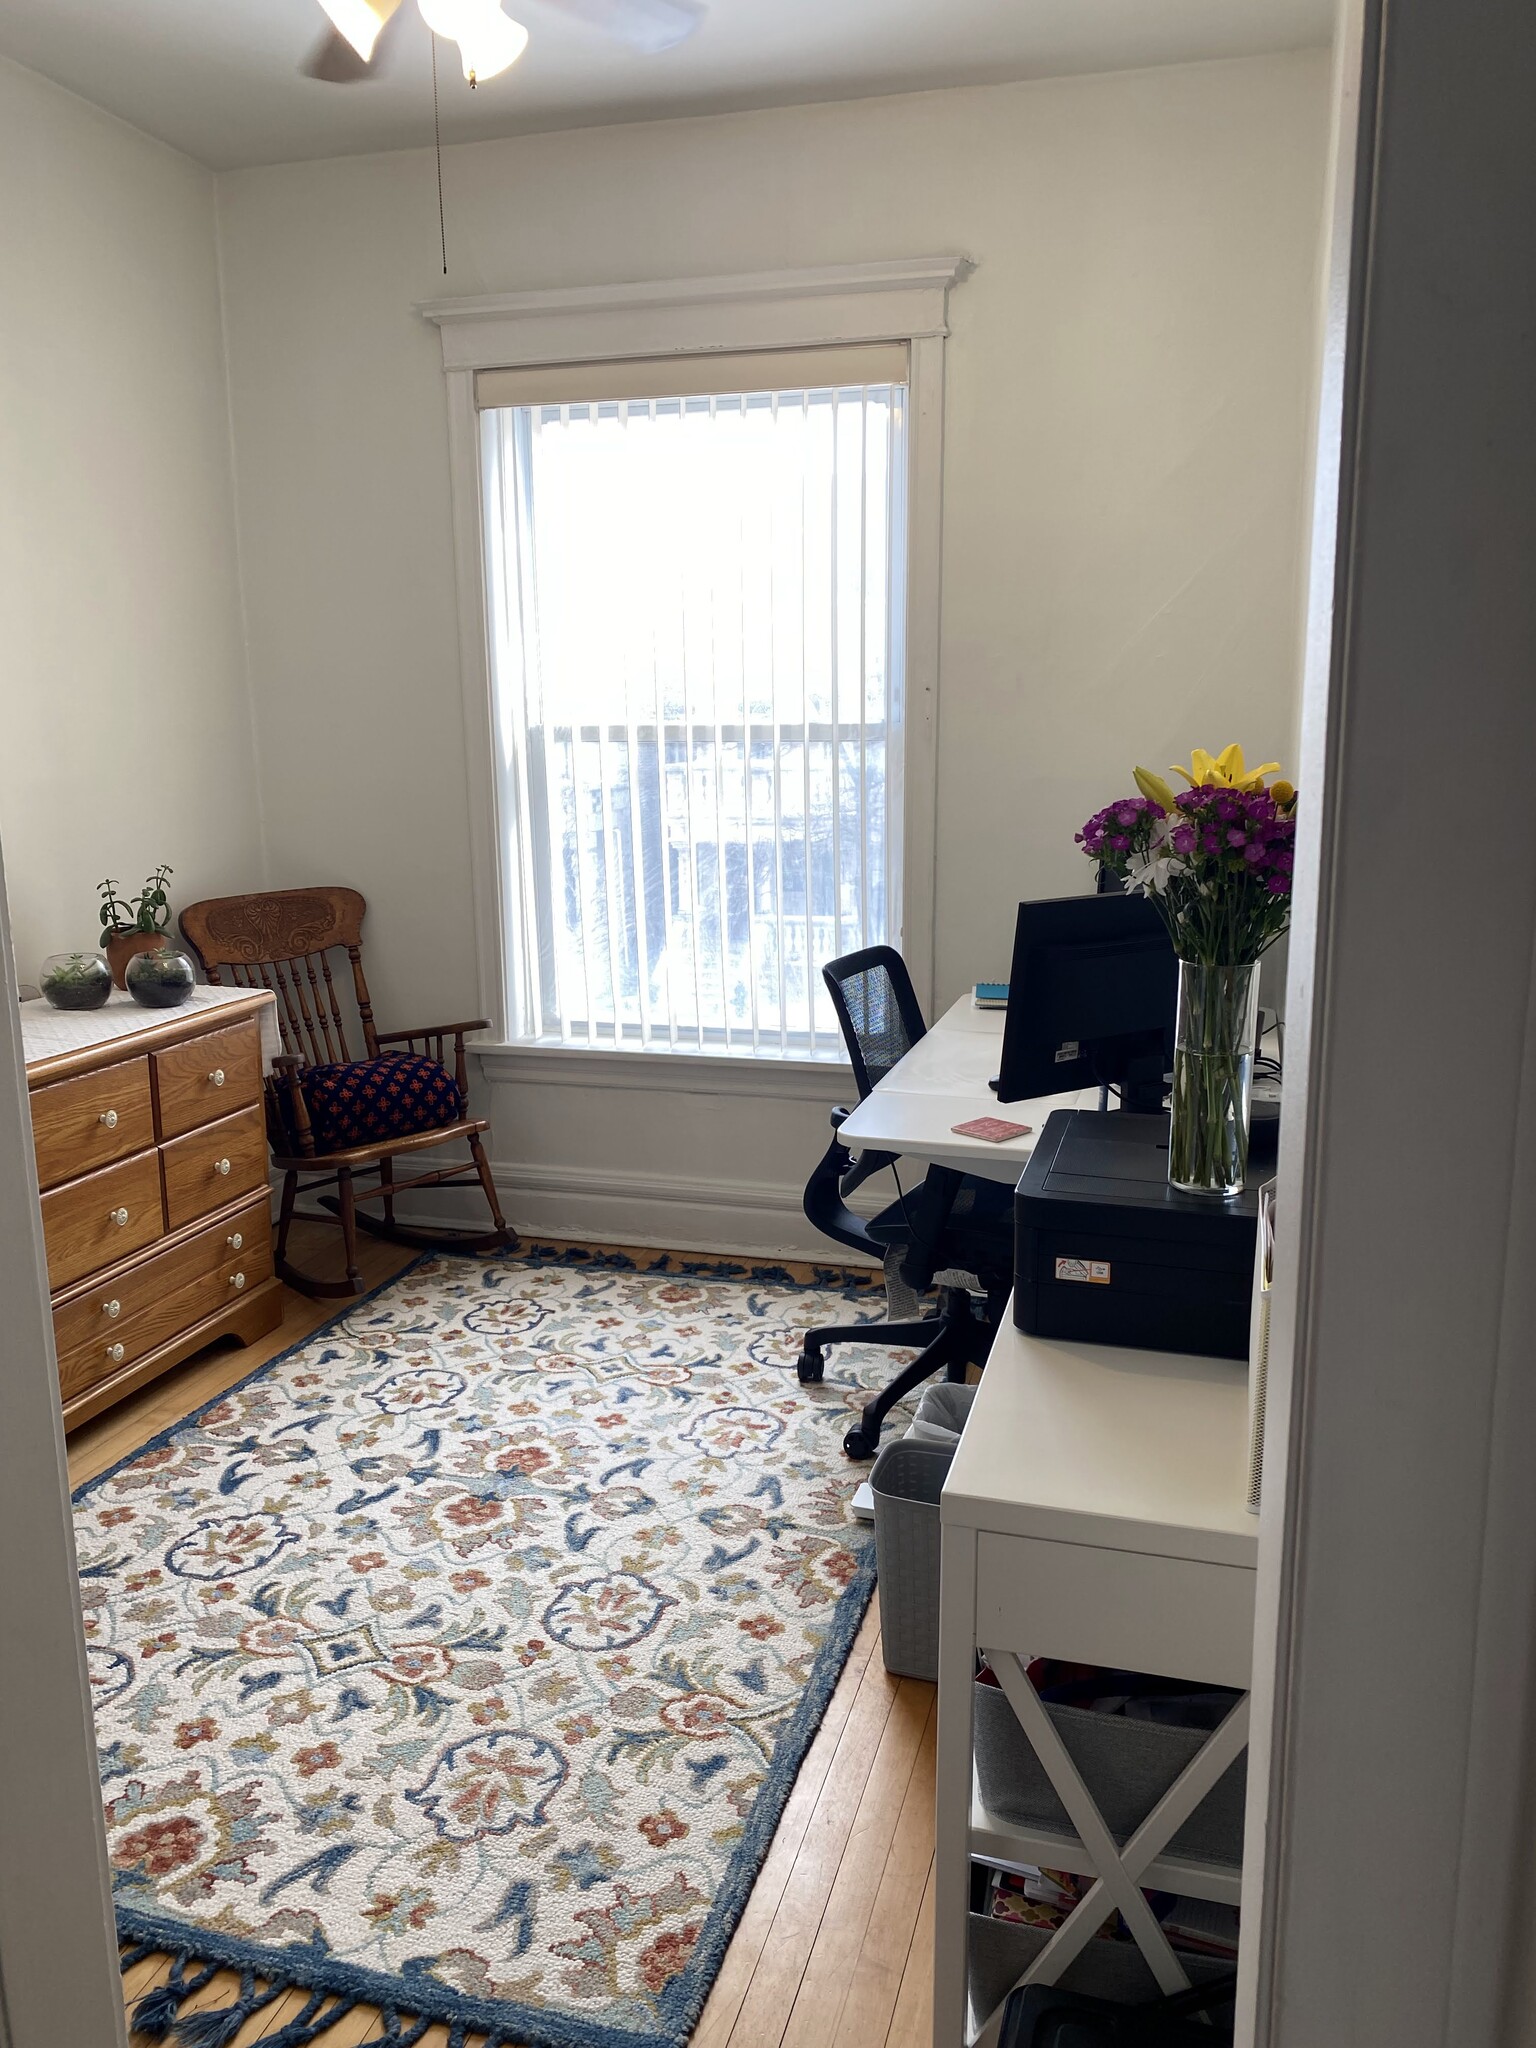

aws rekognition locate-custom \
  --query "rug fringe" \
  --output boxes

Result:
[130,1952,220,2038]
[123,1958,462,2048]
[261,1988,357,2045]
[173,1970,284,2045]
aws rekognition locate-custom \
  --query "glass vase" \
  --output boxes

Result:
[1168,959,1261,1197]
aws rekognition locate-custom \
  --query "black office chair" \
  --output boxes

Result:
[799,946,1015,1459]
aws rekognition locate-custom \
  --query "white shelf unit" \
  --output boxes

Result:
[933,1316,1258,2048]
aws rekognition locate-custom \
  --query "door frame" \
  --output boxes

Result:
[0,835,126,2048]
[1237,0,1536,2039]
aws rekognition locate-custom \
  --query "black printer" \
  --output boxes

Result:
[1013,1108,1261,1359]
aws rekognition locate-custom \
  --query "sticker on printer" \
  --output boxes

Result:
[1055,1256,1112,1285]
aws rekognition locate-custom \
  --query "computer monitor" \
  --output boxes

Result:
[993,894,1178,1110]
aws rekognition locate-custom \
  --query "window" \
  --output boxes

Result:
[479,344,910,1057]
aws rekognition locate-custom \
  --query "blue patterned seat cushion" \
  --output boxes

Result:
[298,1053,463,1153]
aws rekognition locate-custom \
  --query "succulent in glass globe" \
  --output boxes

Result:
[40,950,113,1011]
[125,942,198,1009]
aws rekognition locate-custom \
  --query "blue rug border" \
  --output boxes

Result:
[84,1243,888,2048]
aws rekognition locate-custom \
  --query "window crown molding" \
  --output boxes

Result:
[418,254,975,372]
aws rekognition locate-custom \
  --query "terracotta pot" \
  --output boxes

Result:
[104,929,166,989]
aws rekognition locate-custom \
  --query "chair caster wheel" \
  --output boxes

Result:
[797,1346,825,1384]
[843,1424,879,1461]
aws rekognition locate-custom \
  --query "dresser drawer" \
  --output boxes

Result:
[40,1150,165,1292]
[52,1190,271,1356]
[56,1215,274,1402]
[155,1017,263,1140]
[30,1058,155,1192]
[161,1105,268,1230]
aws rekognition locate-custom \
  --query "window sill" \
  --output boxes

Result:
[475,1039,855,1102]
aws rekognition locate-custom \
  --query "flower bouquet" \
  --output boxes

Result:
[1077,744,1297,1195]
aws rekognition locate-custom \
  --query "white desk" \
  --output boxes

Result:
[933,1312,1258,2045]
[836,996,1088,1183]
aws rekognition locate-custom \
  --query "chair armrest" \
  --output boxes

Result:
[268,1055,315,1158]
[374,1020,490,1045]
[374,1021,488,1094]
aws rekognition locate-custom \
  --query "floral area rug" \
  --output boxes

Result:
[75,1250,893,2048]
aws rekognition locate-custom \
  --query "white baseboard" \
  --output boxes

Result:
[381,1154,883,1264]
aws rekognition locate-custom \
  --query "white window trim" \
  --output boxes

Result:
[420,253,973,1060]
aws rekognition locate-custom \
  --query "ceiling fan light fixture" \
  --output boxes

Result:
[317,0,396,61]
[417,0,528,82]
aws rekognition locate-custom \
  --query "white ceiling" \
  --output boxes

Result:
[0,0,1331,172]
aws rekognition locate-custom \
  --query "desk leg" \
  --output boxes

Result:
[933,1525,978,2048]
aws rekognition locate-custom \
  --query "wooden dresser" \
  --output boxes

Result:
[22,988,284,1429]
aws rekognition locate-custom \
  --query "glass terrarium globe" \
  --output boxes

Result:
[40,949,113,1011]
[125,940,198,1009]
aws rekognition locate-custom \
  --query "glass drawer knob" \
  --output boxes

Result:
[214,1157,231,1176]
[106,1342,125,1363]
[110,1207,129,1227]
[209,1068,226,1087]
[103,1298,121,1319]
[99,1109,119,1129]
[227,1231,244,1251]
[230,1271,246,1291]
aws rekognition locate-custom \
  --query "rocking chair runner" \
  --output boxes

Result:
[179,886,517,1298]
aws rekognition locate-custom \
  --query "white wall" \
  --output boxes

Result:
[212,52,1329,1253]
[0,58,264,982]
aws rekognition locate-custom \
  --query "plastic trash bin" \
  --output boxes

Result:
[870,1436,954,1680]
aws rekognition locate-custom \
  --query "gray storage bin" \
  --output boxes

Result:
[973,1678,1246,1866]
[870,1437,953,1680]
[968,1914,1232,2020]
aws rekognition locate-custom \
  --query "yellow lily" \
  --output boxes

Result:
[1133,766,1178,813]
[1169,743,1282,793]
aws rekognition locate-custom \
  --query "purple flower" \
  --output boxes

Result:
[1171,825,1197,855]
[1265,874,1291,895]
[1226,827,1248,848]
[1116,805,1139,826]
[1109,834,1131,851]
[1243,843,1265,864]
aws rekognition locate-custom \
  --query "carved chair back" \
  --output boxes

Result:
[179,887,379,1072]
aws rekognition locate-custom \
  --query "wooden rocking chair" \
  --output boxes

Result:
[179,886,517,1298]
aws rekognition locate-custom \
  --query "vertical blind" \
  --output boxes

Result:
[480,346,909,1056]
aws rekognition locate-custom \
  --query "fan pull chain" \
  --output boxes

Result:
[430,31,447,275]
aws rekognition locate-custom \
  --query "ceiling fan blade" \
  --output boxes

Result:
[534,0,705,54]
[302,30,376,80]
[301,0,406,82]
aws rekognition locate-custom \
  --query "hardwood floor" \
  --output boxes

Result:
[69,1225,935,2048]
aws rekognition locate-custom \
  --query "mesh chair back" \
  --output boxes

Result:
[822,946,927,1101]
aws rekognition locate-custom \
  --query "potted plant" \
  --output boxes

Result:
[99,864,175,987]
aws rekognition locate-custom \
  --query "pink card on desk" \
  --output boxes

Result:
[951,1115,1033,1143]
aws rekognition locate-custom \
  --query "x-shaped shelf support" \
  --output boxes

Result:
[977,1650,1251,2035]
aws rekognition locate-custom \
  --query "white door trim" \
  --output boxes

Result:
[0,839,127,2048]
[1239,0,1536,2039]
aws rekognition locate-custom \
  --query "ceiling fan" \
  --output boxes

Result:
[305,0,706,85]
